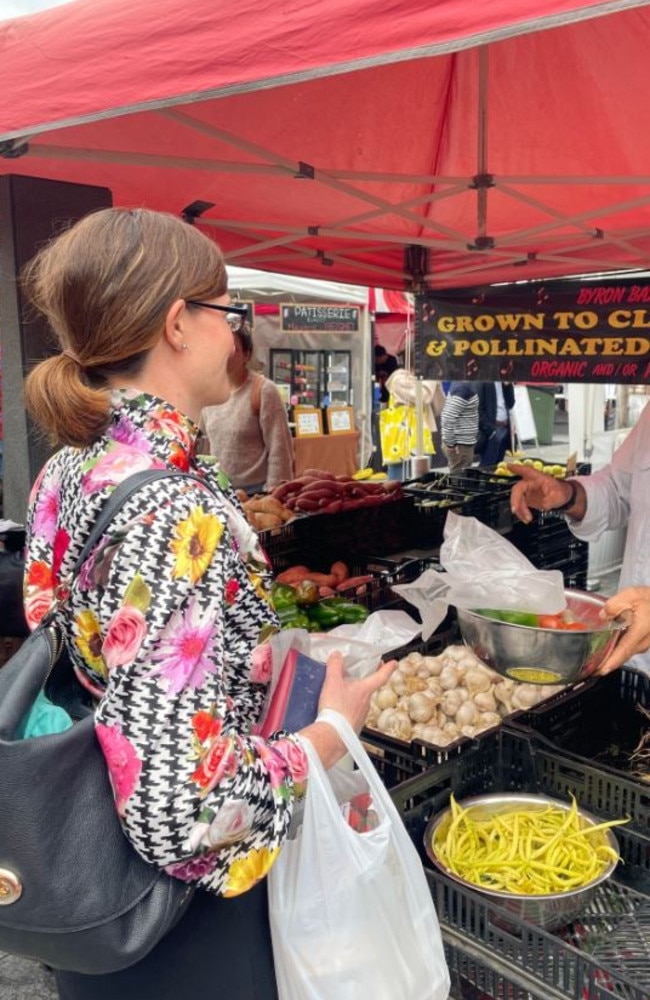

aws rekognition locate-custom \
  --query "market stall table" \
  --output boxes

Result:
[293,431,360,478]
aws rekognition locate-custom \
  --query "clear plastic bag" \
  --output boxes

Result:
[392,512,567,640]
[268,709,450,1000]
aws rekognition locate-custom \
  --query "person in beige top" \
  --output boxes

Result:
[200,320,294,493]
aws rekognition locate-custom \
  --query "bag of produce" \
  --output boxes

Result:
[268,709,450,1000]
[393,512,566,639]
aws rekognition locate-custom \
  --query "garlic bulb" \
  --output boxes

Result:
[366,704,380,728]
[379,709,412,741]
[439,665,460,690]
[473,711,502,734]
[407,691,438,724]
[511,683,542,711]
[473,689,497,714]
[375,686,398,710]
[441,689,464,717]
[455,700,479,728]
[423,655,443,676]
[464,667,493,697]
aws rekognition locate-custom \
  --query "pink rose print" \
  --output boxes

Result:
[255,741,290,790]
[31,480,61,545]
[190,736,239,796]
[96,722,142,817]
[81,446,162,494]
[186,799,254,853]
[165,854,219,881]
[275,737,309,786]
[102,605,147,671]
[205,799,255,848]
[250,643,272,684]
[24,590,54,630]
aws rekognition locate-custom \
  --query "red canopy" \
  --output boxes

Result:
[1,0,650,289]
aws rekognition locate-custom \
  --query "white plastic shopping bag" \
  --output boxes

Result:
[268,709,450,1000]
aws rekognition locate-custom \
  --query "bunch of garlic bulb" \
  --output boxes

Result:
[365,644,563,747]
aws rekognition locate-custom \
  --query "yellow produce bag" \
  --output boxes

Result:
[379,395,434,464]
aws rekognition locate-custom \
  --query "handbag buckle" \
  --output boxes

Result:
[0,868,23,905]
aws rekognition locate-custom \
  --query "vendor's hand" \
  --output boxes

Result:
[317,650,397,733]
[596,586,650,675]
[508,464,584,523]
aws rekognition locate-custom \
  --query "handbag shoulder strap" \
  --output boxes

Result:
[70,469,208,577]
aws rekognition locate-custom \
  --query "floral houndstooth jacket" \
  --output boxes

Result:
[24,389,307,896]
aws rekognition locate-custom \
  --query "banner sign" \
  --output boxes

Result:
[419,278,650,383]
[280,303,361,333]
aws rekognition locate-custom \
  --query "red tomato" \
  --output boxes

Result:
[538,614,564,629]
[560,621,587,631]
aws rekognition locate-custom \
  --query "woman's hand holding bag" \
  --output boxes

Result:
[268,708,450,1000]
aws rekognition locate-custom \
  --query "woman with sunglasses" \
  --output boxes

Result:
[199,315,294,495]
[20,207,395,1000]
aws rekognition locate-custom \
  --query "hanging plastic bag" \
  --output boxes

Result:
[268,709,450,1000]
[379,394,435,464]
[392,512,567,640]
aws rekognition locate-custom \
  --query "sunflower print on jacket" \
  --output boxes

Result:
[24,389,308,897]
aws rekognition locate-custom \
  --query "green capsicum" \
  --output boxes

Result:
[319,599,369,624]
[304,603,344,629]
[270,583,300,611]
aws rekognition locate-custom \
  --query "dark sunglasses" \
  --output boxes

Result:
[185,300,248,332]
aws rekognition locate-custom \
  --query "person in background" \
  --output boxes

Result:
[374,343,398,404]
[440,381,478,473]
[509,400,650,676]
[20,207,395,1000]
[476,382,515,466]
[200,321,294,494]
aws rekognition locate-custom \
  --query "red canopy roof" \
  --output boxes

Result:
[1,0,650,289]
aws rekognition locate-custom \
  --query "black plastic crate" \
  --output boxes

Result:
[390,728,650,867]
[259,495,419,571]
[434,876,650,1000]
[506,668,650,790]
[388,728,650,1000]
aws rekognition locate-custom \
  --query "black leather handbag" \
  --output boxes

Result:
[0,470,196,974]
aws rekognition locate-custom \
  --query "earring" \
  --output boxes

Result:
[181,343,188,350]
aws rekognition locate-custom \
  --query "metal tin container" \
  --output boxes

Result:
[456,589,626,685]
[424,792,620,931]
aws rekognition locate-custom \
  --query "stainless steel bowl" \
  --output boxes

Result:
[456,589,626,685]
[424,792,619,931]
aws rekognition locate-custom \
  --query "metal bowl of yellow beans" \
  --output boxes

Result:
[424,792,623,930]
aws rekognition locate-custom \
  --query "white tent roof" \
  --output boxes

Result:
[226,266,370,304]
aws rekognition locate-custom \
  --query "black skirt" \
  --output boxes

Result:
[54,881,278,1000]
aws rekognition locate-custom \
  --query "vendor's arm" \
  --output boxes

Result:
[260,380,294,490]
[596,586,650,674]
